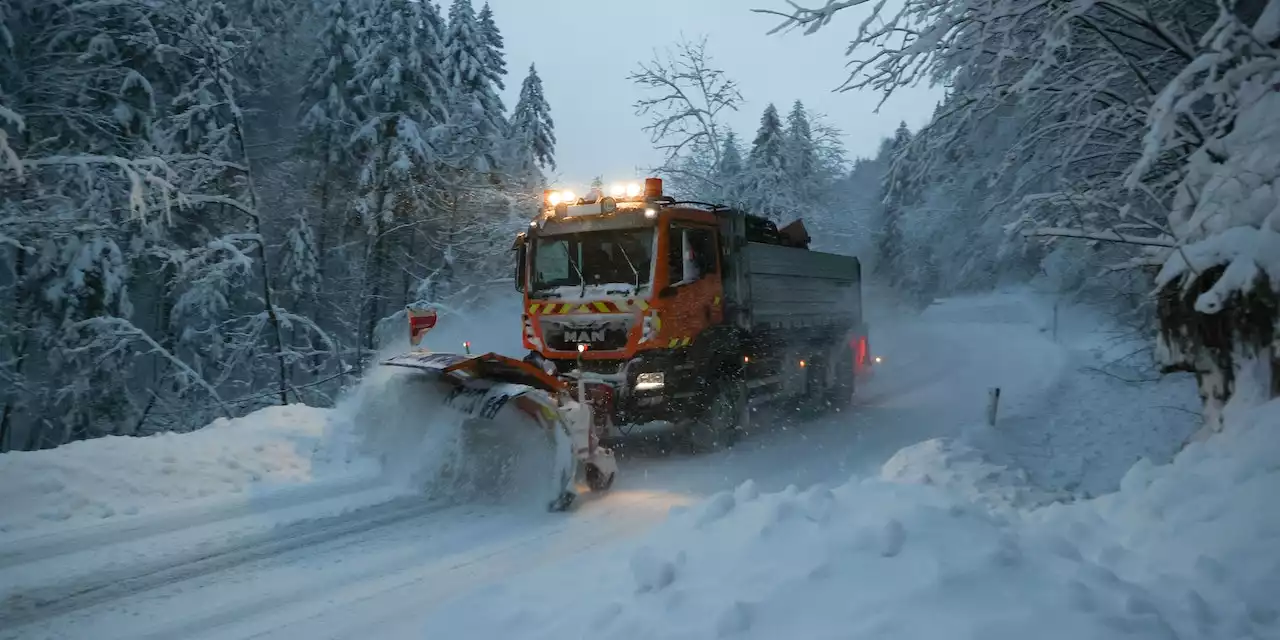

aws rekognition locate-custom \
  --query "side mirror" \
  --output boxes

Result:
[514,245,526,292]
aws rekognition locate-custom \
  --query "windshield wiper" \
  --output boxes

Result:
[616,241,640,292]
[558,241,587,298]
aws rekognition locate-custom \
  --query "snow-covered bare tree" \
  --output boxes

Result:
[629,36,743,195]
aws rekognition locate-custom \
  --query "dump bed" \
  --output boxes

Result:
[720,214,862,333]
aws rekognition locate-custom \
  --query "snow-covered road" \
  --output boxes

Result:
[0,289,1200,640]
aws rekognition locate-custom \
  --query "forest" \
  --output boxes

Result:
[1,0,555,450]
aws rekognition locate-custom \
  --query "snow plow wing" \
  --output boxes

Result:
[379,350,617,511]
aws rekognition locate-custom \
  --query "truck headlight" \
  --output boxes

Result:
[635,372,664,391]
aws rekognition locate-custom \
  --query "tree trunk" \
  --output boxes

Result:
[0,250,29,452]
[226,94,291,407]
[1157,265,1280,438]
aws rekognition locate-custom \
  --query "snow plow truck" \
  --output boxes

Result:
[377,177,869,513]
[515,178,871,450]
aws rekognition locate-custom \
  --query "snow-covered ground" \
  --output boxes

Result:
[0,286,1237,640]
[420,398,1278,640]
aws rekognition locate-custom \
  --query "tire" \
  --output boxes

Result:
[793,352,830,419]
[547,491,576,512]
[686,380,747,453]
[585,463,615,491]
[825,343,856,412]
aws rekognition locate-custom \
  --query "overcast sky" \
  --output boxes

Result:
[483,0,943,188]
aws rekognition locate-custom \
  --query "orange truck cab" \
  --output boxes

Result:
[513,178,870,450]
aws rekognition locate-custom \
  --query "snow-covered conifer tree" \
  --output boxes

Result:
[718,130,744,178]
[348,0,450,361]
[507,63,556,176]
[784,100,817,189]
[476,3,507,91]
[299,0,363,171]
[742,104,793,222]
[297,0,364,305]
[440,0,506,172]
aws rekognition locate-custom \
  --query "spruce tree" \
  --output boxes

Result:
[744,104,792,222]
[508,63,556,173]
[715,129,744,205]
[298,0,363,167]
[348,0,449,357]
[785,100,817,185]
[441,0,506,170]
[719,130,744,177]
[749,104,786,170]
[476,3,507,91]
[875,121,914,285]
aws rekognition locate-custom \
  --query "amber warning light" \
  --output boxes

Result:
[542,178,663,210]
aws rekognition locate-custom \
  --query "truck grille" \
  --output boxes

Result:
[540,317,632,352]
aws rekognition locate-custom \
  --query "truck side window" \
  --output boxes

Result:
[667,225,717,286]
[687,228,717,275]
[666,228,686,285]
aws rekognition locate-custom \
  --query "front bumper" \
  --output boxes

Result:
[543,352,701,436]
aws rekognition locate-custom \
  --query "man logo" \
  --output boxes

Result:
[564,329,606,343]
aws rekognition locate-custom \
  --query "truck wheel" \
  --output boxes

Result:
[585,463,615,491]
[826,344,856,412]
[686,381,747,453]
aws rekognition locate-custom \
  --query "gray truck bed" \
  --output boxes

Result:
[719,237,861,332]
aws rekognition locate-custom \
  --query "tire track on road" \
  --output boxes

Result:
[0,476,387,572]
[0,494,445,633]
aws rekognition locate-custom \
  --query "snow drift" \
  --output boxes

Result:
[0,346,560,541]
[0,405,376,541]
[418,401,1280,640]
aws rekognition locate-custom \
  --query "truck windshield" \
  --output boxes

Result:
[532,229,654,297]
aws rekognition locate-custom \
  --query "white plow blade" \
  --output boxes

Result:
[377,350,614,511]
[436,380,578,511]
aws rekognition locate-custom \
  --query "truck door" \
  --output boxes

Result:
[659,223,724,347]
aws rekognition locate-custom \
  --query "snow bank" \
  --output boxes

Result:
[0,405,375,541]
[419,401,1280,640]
[879,431,1069,511]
